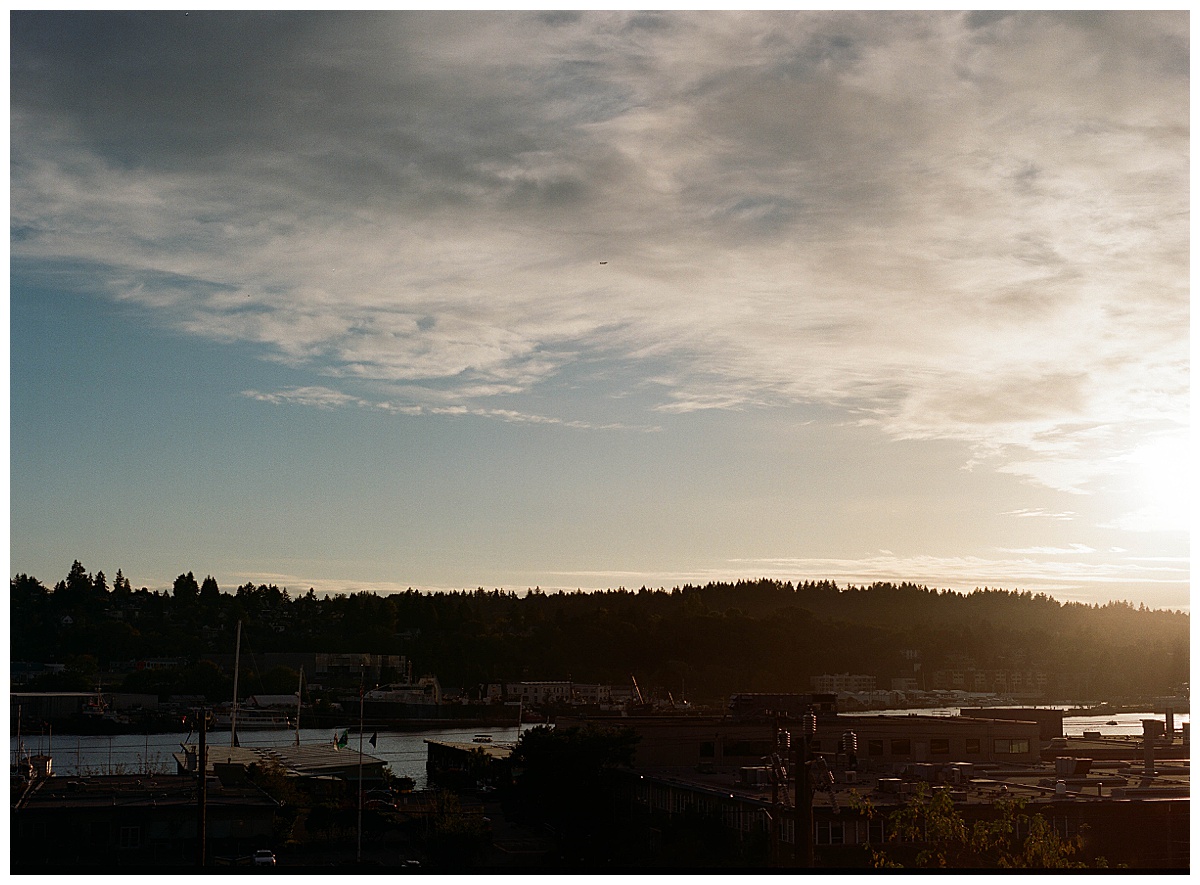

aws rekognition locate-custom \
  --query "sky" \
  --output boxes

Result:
[8,10,1191,610]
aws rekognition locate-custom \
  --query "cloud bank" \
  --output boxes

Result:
[12,11,1189,501]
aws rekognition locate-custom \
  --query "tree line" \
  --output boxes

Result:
[10,563,1189,704]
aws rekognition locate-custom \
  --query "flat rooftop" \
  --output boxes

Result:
[16,774,277,811]
[174,742,385,777]
[424,739,515,761]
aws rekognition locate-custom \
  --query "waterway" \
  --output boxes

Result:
[853,708,1189,738]
[12,710,1188,781]
[11,724,534,785]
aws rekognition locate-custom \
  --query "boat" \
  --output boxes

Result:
[211,707,292,731]
[1107,720,1118,726]
[69,682,133,734]
[208,621,293,732]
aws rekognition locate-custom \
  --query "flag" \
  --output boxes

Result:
[369,731,378,748]
[335,728,349,749]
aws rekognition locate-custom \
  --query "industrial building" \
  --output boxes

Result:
[559,703,1188,869]
[173,741,387,785]
[11,774,279,869]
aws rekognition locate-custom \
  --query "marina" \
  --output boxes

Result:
[14,709,1184,783]
[11,724,530,787]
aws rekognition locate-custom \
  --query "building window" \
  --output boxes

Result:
[867,739,884,757]
[1052,816,1078,839]
[930,738,950,755]
[700,741,715,758]
[118,826,141,849]
[966,738,981,755]
[890,739,911,755]
[816,821,846,845]
[867,817,885,844]
[994,738,1030,755]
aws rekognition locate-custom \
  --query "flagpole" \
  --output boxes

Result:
[357,670,364,865]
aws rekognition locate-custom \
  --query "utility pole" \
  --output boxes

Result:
[771,716,781,864]
[230,620,242,747]
[795,708,816,867]
[197,709,208,868]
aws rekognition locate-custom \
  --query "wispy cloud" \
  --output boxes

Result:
[529,550,1190,609]
[242,385,658,431]
[722,552,1190,603]
[11,11,1187,499]
[1001,508,1076,521]
[997,544,1096,556]
[212,549,1191,608]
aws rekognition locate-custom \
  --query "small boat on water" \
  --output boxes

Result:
[211,707,292,731]
[1107,720,1118,725]
[70,683,134,734]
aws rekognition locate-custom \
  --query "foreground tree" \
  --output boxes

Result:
[510,723,640,865]
[853,785,1106,869]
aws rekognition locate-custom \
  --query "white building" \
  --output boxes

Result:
[811,673,877,693]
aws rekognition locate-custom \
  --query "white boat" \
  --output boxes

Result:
[211,707,292,730]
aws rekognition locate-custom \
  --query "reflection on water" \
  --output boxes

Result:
[1061,711,1189,738]
[10,724,536,784]
[820,708,1188,738]
[11,711,1187,778]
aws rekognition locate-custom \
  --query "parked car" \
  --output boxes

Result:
[253,849,276,867]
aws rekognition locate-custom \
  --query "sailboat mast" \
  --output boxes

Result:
[230,620,242,747]
[295,666,304,746]
[357,669,365,865]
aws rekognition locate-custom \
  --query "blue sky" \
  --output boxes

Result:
[9,11,1190,608]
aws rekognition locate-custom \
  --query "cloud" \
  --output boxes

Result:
[243,385,658,431]
[722,552,1190,598]
[1000,509,1076,521]
[997,544,1096,556]
[217,547,1190,607]
[242,386,371,410]
[527,549,1190,609]
[11,11,1188,496]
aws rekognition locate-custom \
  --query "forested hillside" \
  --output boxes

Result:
[11,564,1188,704]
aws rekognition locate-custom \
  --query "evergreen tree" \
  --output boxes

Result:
[200,575,220,604]
[172,571,200,602]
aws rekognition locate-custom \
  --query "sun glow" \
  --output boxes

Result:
[1115,434,1191,533]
